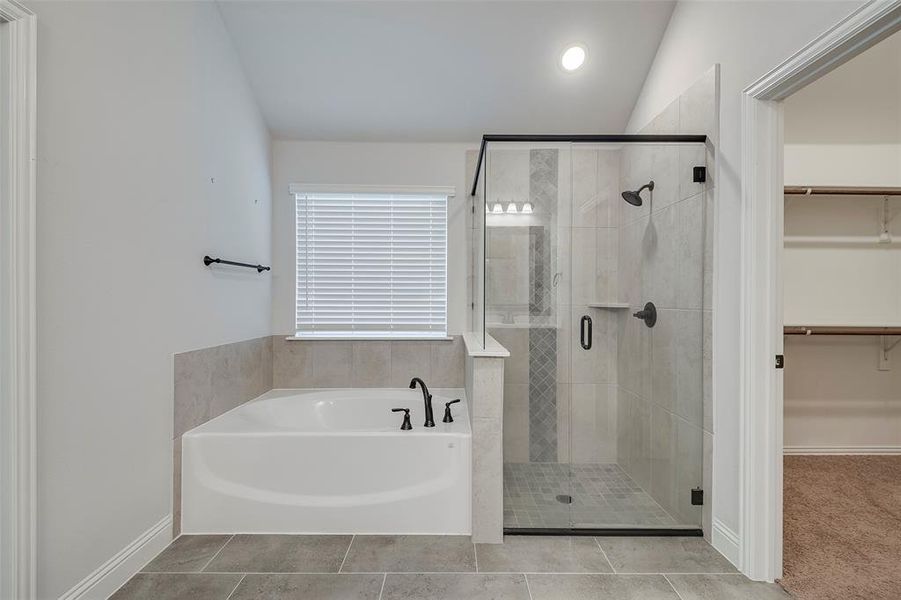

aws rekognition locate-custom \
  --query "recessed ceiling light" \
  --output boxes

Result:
[560,44,587,72]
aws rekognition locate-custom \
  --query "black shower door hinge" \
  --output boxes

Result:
[775,354,784,369]
[691,487,704,506]
[693,166,706,183]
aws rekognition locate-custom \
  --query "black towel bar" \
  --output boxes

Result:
[203,255,270,273]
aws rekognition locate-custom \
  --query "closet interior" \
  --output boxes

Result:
[778,30,901,600]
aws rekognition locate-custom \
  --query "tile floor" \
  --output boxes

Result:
[504,462,682,528]
[112,534,790,599]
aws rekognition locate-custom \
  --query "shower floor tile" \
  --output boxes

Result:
[503,462,681,529]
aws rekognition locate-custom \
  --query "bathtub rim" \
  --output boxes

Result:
[182,386,471,437]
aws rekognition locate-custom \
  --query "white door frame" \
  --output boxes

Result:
[0,1,36,599]
[739,0,901,582]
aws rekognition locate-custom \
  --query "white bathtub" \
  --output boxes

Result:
[181,388,471,535]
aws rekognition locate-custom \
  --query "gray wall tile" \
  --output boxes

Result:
[173,349,212,439]
[389,341,433,387]
[351,342,392,387]
[431,337,465,387]
[308,342,353,387]
[472,416,503,543]
[273,336,313,387]
[270,337,465,389]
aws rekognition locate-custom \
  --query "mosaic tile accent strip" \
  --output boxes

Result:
[526,148,560,464]
[528,227,551,316]
[528,327,557,462]
[503,462,679,529]
[529,148,558,216]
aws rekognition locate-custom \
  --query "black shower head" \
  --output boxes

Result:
[621,180,654,207]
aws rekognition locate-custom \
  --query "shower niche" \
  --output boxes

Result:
[471,136,710,534]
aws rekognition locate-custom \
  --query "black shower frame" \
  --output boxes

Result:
[473,133,708,538]
[469,133,708,196]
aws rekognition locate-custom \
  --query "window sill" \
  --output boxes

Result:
[286,335,455,342]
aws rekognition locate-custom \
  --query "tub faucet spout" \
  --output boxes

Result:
[409,377,435,427]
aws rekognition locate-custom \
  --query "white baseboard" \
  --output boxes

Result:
[58,514,172,600]
[783,446,901,455]
[711,519,741,569]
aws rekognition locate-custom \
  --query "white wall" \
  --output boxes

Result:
[626,0,864,549]
[784,32,901,187]
[271,140,475,336]
[29,2,272,597]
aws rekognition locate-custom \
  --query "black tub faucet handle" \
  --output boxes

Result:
[442,399,461,423]
[391,408,413,430]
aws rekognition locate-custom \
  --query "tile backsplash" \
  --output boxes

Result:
[272,335,465,389]
[174,335,273,439]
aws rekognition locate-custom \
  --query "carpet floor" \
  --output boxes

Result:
[781,455,901,600]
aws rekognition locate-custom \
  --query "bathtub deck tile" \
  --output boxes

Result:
[141,535,232,573]
[341,535,477,573]
[203,534,353,573]
[109,573,242,600]
[381,573,529,600]
[229,573,384,600]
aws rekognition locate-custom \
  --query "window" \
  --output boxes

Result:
[292,185,451,339]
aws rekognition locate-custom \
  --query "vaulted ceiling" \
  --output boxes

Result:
[217,1,675,142]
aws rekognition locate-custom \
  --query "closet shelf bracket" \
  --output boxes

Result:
[879,335,901,371]
[879,196,898,244]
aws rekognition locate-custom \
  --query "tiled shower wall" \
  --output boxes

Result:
[616,66,717,531]
[489,145,619,467]
[566,146,621,466]
[172,335,465,533]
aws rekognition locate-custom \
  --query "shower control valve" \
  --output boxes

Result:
[633,302,658,328]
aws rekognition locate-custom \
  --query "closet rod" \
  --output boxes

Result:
[785,326,901,336]
[784,186,901,196]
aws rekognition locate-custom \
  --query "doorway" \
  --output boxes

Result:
[0,2,36,599]
[778,30,901,600]
[739,0,901,586]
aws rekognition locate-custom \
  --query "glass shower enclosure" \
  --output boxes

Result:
[471,135,709,534]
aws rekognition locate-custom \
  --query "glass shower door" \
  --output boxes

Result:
[568,141,707,530]
[487,137,708,533]
[485,141,574,530]
[563,143,622,529]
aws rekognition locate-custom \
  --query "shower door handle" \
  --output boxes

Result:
[580,315,592,350]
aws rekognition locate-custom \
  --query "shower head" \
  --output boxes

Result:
[621,180,655,207]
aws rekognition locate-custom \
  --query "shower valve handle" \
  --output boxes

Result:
[633,302,658,328]
[391,408,413,430]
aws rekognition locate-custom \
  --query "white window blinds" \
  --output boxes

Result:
[294,188,449,338]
